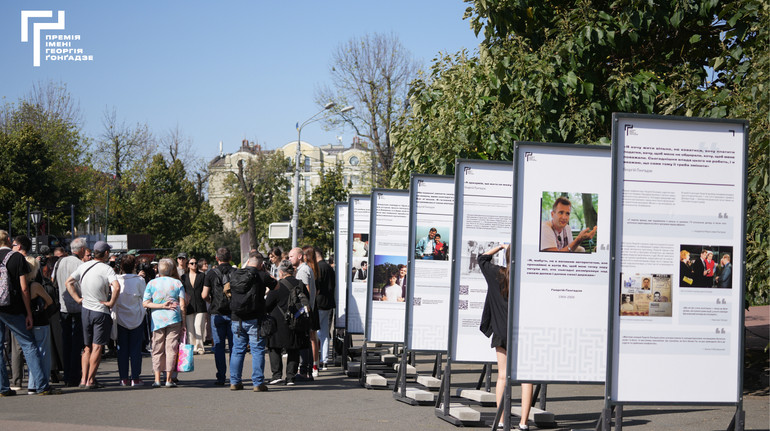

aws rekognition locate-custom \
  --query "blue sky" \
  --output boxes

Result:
[1,1,480,165]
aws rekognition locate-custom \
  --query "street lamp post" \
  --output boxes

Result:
[292,103,354,248]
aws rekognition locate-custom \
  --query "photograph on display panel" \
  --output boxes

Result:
[678,245,733,289]
[414,225,451,261]
[619,273,673,317]
[539,191,599,253]
[372,255,408,303]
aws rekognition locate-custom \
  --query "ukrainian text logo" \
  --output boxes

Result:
[21,10,94,67]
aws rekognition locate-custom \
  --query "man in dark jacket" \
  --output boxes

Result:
[0,230,60,395]
[228,252,269,392]
[202,247,233,386]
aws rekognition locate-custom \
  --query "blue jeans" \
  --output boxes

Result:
[317,308,332,364]
[211,314,232,383]
[117,324,144,380]
[229,319,266,386]
[0,312,49,392]
[27,326,51,391]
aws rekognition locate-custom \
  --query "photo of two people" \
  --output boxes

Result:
[414,226,450,260]
[371,255,408,302]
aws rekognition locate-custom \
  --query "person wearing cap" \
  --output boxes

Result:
[65,241,120,389]
[176,253,188,278]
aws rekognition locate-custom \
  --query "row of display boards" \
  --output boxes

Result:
[332,114,748,430]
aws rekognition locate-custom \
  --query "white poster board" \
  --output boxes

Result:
[610,114,747,403]
[510,142,611,382]
[365,189,410,343]
[406,175,455,352]
[449,160,513,363]
[334,202,348,329]
[347,194,371,334]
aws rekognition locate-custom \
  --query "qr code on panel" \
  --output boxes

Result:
[459,285,469,295]
[459,300,468,310]
[413,297,422,306]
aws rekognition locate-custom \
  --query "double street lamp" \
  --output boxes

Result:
[292,102,354,248]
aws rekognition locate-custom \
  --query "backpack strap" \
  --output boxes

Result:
[1,249,14,266]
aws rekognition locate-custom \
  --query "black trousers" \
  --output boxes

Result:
[268,347,299,381]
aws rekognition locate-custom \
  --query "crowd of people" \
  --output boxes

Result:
[0,230,336,395]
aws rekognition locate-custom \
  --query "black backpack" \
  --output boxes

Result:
[278,278,311,333]
[210,267,231,315]
[229,268,259,320]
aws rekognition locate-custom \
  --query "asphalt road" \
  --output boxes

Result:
[0,346,767,431]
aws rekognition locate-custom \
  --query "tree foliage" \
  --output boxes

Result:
[223,147,292,252]
[392,0,767,303]
[128,155,222,251]
[0,95,90,238]
[299,162,350,255]
[317,32,418,187]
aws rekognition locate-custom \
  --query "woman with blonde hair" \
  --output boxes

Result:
[679,250,694,286]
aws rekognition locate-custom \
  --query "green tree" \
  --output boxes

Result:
[128,155,222,251]
[0,98,90,238]
[392,0,767,303]
[223,146,292,252]
[299,162,350,254]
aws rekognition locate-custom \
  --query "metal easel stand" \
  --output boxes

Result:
[596,404,744,431]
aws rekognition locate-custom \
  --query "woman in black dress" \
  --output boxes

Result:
[479,244,533,430]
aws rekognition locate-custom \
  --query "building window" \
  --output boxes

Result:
[304,155,311,172]
[349,156,360,166]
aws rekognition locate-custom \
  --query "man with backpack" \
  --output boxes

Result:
[228,252,271,391]
[201,247,234,386]
[0,231,60,396]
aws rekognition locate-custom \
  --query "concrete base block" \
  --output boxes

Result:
[416,375,441,389]
[405,388,434,402]
[455,388,496,404]
[380,354,397,364]
[366,373,388,387]
[346,361,361,377]
[438,403,481,422]
[511,406,556,424]
[393,363,417,376]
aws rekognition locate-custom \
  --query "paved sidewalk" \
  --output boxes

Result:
[0,344,766,431]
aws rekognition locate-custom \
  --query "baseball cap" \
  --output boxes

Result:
[93,241,112,253]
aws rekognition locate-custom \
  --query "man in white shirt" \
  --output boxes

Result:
[65,241,120,389]
[540,197,596,252]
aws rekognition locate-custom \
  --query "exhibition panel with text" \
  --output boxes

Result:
[347,194,371,334]
[609,114,747,404]
[406,175,456,352]
[366,189,410,343]
[449,160,513,363]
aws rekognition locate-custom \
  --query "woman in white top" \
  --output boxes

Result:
[114,255,147,387]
